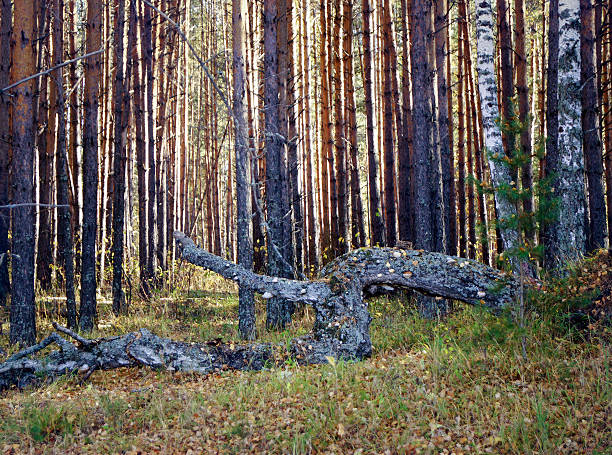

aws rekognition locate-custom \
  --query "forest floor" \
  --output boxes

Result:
[0,257,610,454]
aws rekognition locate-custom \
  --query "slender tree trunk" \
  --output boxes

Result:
[382,0,397,246]
[111,0,128,315]
[52,0,76,329]
[362,0,385,246]
[144,0,157,285]
[514,0,533,226]
[10,0,37,345]
[38,4,53,290]
[457,0,467,257]
[497,0,515,159]
[133,0,149,296]
[332,0,348,253]
[67,0,80,265]
[343,0,365,249]
[581,0,607,250]
[398,0,413,244]
[302,0,318,268]
[474,0,520,256]
[436,0,451,254]
[233,0,255,340]
[319,0,332,256]
[0,0,11,308]
[80,0,102,332]
[264,0,287,329]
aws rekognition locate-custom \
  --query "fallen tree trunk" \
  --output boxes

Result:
[0,323,275,390]
[0,232,517,390]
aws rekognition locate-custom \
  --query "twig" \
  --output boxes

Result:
[52,322,96,349]
[0,48,104,95]
[0,203,69,210]
[4,333,73,363]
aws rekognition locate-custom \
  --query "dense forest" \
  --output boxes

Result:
[1,0,609,341]
[0,0,610,451]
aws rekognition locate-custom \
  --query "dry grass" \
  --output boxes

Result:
[0,260,610,454]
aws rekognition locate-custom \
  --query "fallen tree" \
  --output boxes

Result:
[0,232,517,390]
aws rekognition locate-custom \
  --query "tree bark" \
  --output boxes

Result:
[52,0,77,330]
[233,0,255,340]
[362,0,385,247]
[514,0,533,229]
[9,0,37,346]
[381,0,397,247]
[580,0,607,251]
[0,0,11,308]
[111,0,128,316]
[436,0,451,255]
[544,0,587,270]
[474,0,520,257]
[80,0,102,332]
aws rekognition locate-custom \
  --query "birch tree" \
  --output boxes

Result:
[545,0,587,269]
[474,0,520,256]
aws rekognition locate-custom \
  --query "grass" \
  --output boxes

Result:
[0,261,610,454]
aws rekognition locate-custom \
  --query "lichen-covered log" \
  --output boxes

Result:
[0,324,274,391]
[174,232,517,364]
[0,233,517,391]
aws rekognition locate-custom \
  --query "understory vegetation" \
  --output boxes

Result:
[0,255,610,454]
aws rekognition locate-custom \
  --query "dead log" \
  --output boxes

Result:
[0,322,274,391]
[173,231,516,364]
[0,232,517,391]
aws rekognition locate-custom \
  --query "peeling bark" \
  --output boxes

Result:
[0,232,517,390]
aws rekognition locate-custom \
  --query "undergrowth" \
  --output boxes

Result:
[0,254,610,454]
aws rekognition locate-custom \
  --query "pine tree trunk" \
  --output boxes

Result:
[332,0,348,254]
[381,0,397,247]
[52,0,77,330]
[144,1,157,285]
[264,0,287,329]
[80,0,101,332]
[398,0,413,244]
[514,0,534,226]
[457,0,467,258]
[233,0,255,340]
[0,0,11,307]
[319,0,332,256]
[133,0,149,296]
[38,3,54,291]
[111,0,127,315]
[10,0,38,345]
[436,0,451,255]
[362,0,385,246]
[497,0,515,160]
[343,0,365,249]
[580,0,607,250]
[302,0,318,269]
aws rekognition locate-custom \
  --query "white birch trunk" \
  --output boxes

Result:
[474,0,519,255]
[554,0,586,262]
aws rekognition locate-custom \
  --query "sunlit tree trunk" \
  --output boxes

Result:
[10,0,37,345]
